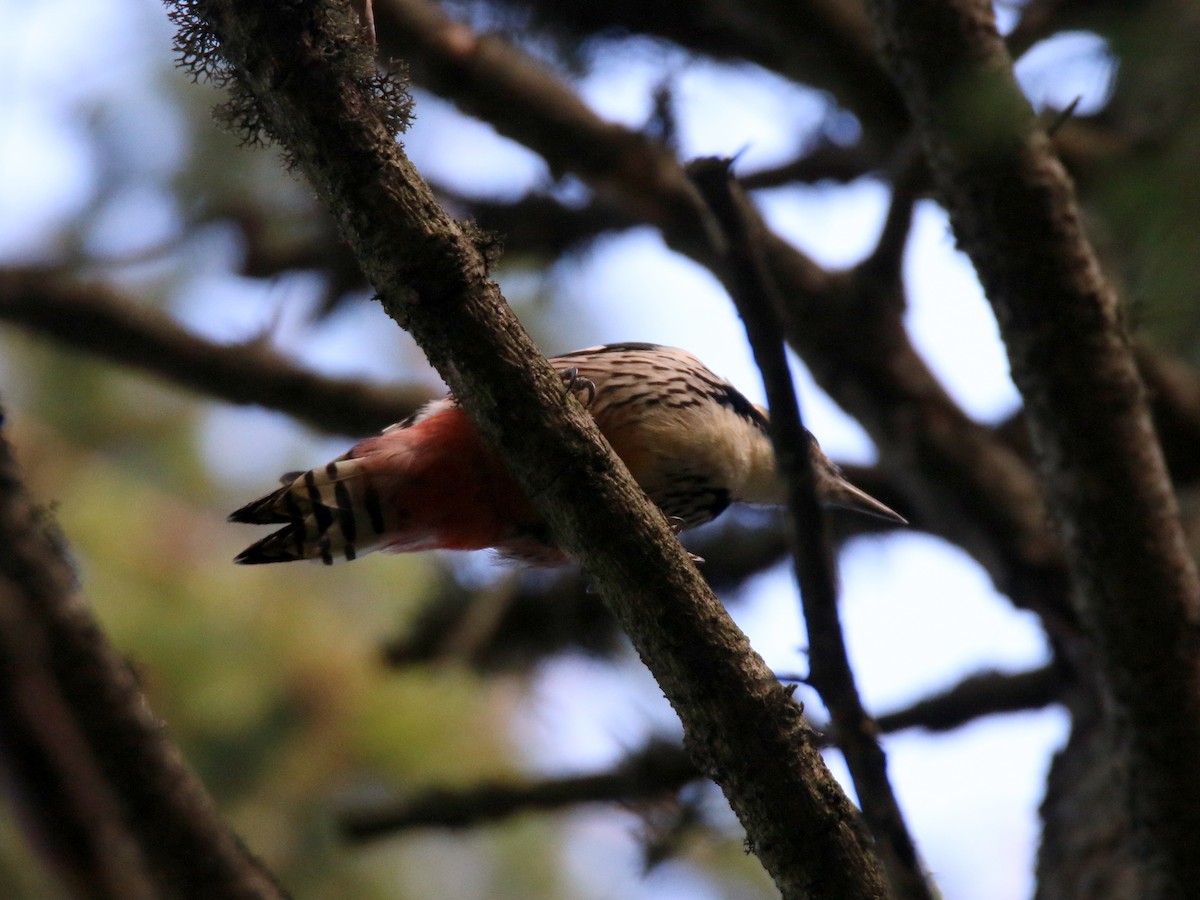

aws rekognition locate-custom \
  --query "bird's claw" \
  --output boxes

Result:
[560,367,597,408]
[665,516,704,564]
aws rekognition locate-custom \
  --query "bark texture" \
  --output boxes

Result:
[866,1,1200,895]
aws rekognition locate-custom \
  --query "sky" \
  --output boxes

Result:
[0,1,1117,897]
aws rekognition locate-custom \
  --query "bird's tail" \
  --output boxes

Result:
[229,457,389,565]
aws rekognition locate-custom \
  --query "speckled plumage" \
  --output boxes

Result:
[230,343,902,566]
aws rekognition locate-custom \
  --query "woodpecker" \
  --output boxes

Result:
[230,343,904,566]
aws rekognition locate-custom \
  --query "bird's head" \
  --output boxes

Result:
[743,406,906,524]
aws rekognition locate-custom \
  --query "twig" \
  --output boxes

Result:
[688,156,934,900]
[860,137,926,281]
[486,0,909,150]
[339,739,697,840]
[739,141,880,189]
[870,663,1064,736]
[436,187,637,260]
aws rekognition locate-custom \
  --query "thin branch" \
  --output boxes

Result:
[340,663,1065,840]
[860,138,926,281]
[0,409,285,898]
[211,201,368,314]
[688,157,933,900]
[866,0,1200,893]
[437,188,637,260]
[340,738,697,840]
[870,663,1065,737]
[177,2,889,896]
[473,0,909,151]
[0,269,430,436]
[739,141,881,190]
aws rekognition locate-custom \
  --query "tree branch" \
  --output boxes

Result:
[0,409,284,897]
[739,141,882,190]
[438,187,637,261]
[867,663,1065,737]
[1133,345,1200,485]
[340,663,1065,840]
[865,0,1200,893]
[472,0,909,152]
[689,157,932,900]
[339,738,697,841]
[0,269,430,436]
[996,345,1200,489]
[177,1,889,895]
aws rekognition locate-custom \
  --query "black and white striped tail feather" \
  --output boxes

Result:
[230,457,389,565]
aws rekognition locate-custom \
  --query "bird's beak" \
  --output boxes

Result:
[824,476,908,525]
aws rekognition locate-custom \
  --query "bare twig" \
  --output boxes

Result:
[739,141,880,190]
[870,663,1064,737]
[340,739,696,840]
[689,156,933,900]
[860,138,926,281]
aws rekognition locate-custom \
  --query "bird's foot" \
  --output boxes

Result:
[666,516,705,564]
[560,367,597,408]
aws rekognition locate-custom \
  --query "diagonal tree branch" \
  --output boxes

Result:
[865,0,1200,894]
[175,1,889,895]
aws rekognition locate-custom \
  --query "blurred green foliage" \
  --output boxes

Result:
[1,334,571,897]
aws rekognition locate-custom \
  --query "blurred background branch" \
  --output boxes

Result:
[2,0,1198,896]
